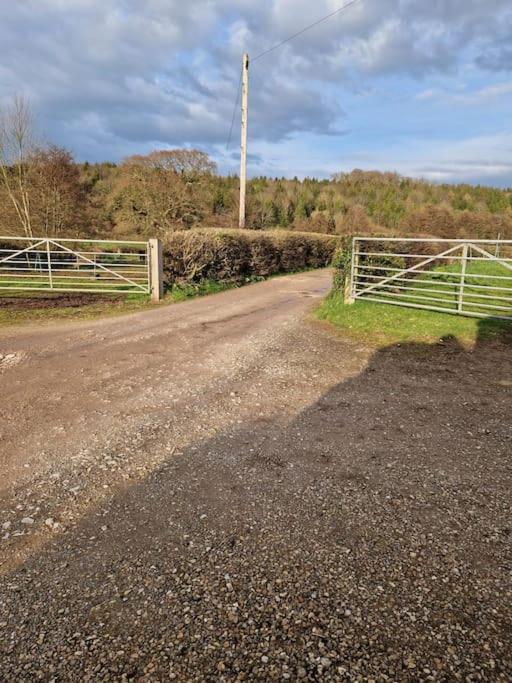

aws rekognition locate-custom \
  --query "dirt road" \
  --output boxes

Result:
[0,270,335,489]
[0,270,511,681]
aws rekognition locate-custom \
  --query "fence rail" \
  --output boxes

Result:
[347,237,512,322]
[0,236,152,296]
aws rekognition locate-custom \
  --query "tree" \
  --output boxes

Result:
[28,146,86,237]
[0,95,35,237]
[338,204,372,234]
[124,149,217,176]
[107,154,215,236]
[401,205,459,238]
[0,97,86,238]
[108,149,218,236]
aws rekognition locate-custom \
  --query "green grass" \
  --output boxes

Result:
[317,261,512,344]
[167,279,240,302]
[394,260,512,314]
[316,293,511,347]
[0,263,147,293]
[360,260,512,315]
[318,258,511,346]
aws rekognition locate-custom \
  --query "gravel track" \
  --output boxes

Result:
[0,270,511,681]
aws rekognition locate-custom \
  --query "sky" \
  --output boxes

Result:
[0,0,511,186]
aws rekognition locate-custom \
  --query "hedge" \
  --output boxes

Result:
[162,229,338,286]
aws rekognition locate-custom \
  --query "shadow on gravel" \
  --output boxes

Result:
[1,321,511,680]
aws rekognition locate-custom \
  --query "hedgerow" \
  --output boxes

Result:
[162,229,337,286]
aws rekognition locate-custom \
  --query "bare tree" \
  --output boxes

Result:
[109,149,218,236]
[29,145,85,237]
[124,149,217,175]
[0,95,35,238]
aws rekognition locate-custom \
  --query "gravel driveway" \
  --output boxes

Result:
[0,270,511,681]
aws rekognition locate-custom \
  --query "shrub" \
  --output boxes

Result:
[162,228,337,287]
[331,236,353,293]
[248,233,280,276]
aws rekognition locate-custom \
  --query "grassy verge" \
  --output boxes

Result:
[316,293,511,347]
[167,279,241,302]
[320,254,512,346]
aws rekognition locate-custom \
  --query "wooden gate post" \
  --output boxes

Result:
[149,238,164,302]
[344,237,357,304]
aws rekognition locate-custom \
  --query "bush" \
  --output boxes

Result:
[162,228,338,287]
[331,237,353,293]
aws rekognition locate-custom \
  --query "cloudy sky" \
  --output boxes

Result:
[1,0,511,185]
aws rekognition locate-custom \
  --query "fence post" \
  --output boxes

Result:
[149,238,164,302]
[344,237,357,304]
[458,243,469,313]
[495,233,501,258]
[46,239,54,289]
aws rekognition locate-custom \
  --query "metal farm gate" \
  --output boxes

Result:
[348,237,512,322]
[0,236,163,298]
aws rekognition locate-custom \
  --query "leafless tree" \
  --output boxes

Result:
[109,149,218,236]
[29,145,85,237]
[124,149,217,175]
[0,95,35,238]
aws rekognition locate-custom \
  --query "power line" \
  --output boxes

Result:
[226,67,243,150]
[253,0,363,62]
[225,0,363,149]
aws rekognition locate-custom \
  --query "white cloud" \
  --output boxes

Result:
[0,0,511,183]
[352,132,512,186]
[450,82,512,104]
[244,130,512,187]
[415,89,436,101]
[412,81,512,106]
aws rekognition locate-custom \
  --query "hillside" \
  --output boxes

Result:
[1,148,511,240]
[75,163,512,240]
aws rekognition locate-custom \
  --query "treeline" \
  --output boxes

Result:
[73,160,512,240]
[1,98,511,240]
[2,149,512,241]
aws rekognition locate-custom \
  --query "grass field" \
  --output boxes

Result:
[0,270,147,294]
[355,259,512,315]
[316,261,512,344]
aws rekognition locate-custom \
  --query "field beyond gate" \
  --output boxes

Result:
[348,237,512,322]
[0,236,150,295]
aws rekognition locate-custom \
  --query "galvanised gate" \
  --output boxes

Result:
[347,237,512,322]
[0,236,163,300]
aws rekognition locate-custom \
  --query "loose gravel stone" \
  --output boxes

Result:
[0,272,510,681]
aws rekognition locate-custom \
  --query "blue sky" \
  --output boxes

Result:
[1,0,511,186]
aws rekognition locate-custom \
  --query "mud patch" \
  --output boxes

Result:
[0,293,123,311]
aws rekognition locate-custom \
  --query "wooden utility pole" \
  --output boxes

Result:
[239,53,249,229]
